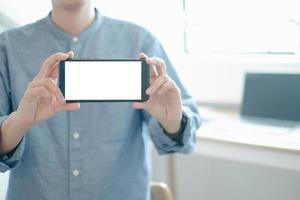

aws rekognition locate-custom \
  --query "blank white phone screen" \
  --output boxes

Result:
[65,61,142,100]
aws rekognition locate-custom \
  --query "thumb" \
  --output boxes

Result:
[56,102,80,112]
[132,102,146,109]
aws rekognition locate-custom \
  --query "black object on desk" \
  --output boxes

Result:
[241,73,300,122]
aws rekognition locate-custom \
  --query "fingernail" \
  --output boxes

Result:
[52,95,56,105]
[50,78,56,85]
[146,88,151,94]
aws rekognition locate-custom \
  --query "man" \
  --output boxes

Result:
[0,0,201,199]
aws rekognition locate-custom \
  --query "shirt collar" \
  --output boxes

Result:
[44,8,103,42]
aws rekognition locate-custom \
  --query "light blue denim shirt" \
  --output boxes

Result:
[0,9,201,200]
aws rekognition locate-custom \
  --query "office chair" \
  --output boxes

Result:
[151,182,173,200]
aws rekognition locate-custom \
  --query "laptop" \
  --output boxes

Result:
[240,73,300,129]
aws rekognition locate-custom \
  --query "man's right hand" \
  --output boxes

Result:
[0,52,80,155]
[13,52,80,130]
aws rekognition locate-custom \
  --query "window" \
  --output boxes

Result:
[183,0,300,55]
[94,0,183,58]
[0,0,51,26]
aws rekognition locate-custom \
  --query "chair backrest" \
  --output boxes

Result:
[151,182,173,200]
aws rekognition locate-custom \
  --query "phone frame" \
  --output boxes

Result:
[59,59,150,102]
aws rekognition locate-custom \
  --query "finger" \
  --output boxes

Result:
[157,80,176,95]
[146,74,169,95]
[56,102,80,112]
[139,52,148,60]
[67,51,74,58]
[149,61,159,78]
[139,52,157,79]
[30,78,64,103]
[132,102,146,109]
[48,63,59,80]
[48,51,74,79]
[51,95,56,106]
[25,86,52,102]
[36,52,70,80]
[148,57,167,75]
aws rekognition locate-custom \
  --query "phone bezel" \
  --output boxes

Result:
[59,59,150,102]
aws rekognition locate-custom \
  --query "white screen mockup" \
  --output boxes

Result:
[64,61,142,100]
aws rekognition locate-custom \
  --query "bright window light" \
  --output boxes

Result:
[184,0,300,55]
[94,0,183,58]
[0,0,51,25]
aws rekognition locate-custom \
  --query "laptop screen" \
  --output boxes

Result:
[241,73,300,122]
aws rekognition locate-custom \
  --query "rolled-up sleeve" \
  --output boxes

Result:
[0,118,26,172]
[0,33,25,172]
[142,32,201,155]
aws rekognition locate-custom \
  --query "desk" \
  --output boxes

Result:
[170,106,300,200]
[199,105,300,152]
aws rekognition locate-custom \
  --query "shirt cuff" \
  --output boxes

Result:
[160,113,188,144]
[149,107,199,155]
[0,116,26,173]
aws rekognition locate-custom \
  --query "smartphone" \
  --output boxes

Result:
[59,59,150,102]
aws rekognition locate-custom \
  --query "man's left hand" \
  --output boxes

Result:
[133,53,183,134]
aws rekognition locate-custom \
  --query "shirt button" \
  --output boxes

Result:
[73,170,80,176]
[73,132,80,140]
[72,36,79,43]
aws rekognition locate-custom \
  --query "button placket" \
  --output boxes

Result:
[69,36,80,56]
[69,110,82,199]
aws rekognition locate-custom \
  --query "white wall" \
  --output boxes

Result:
[176,55,300,104]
